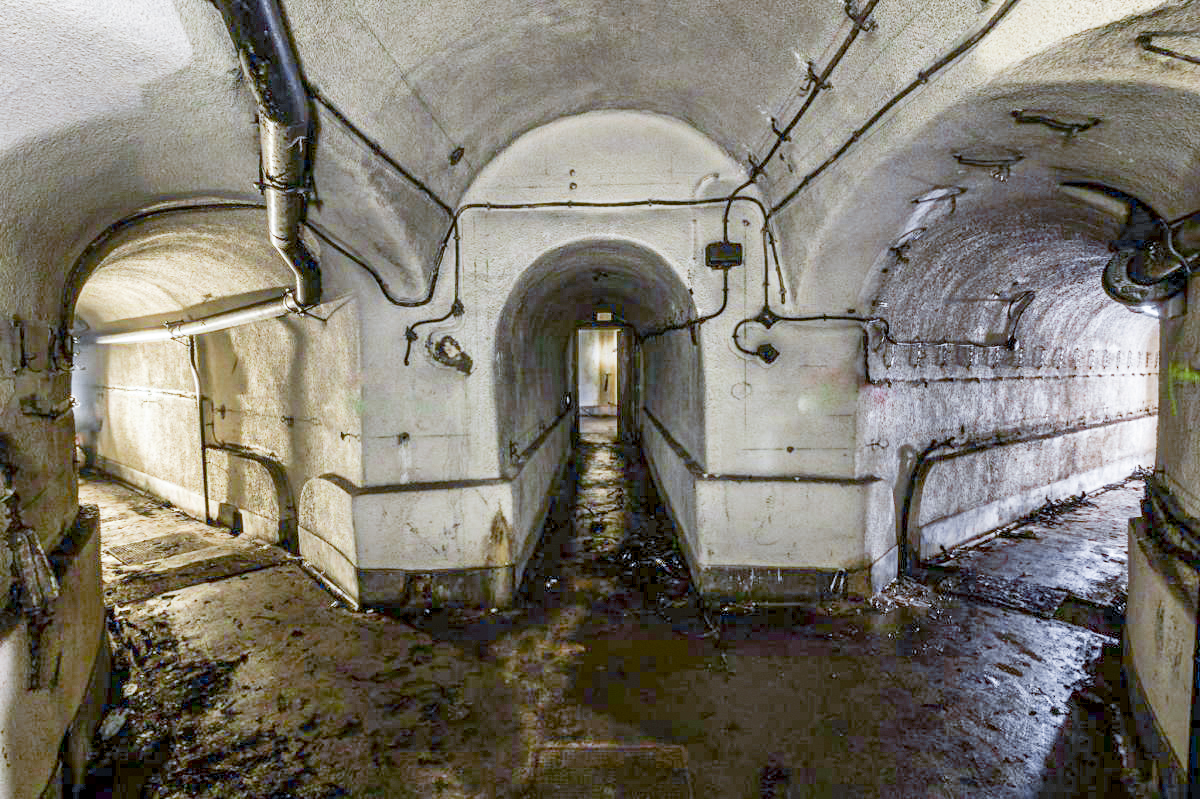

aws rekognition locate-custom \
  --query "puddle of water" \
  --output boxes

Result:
[375,434,1138,797]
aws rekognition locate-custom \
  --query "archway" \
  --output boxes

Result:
[494,238,702,596]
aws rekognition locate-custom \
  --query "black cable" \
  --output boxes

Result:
[732,313,876,359]
[643,266,731,340]
[752,0,883,181]
[1138,30,1200,67]
[404,227,463,365]
[721,0,883,233]
[731,290,1034,363]
[723,179,756,243]
[301,220,446,308]
[308,84,454,217]
[769,0,1022,218]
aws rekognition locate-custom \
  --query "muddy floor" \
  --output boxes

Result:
[79,422,1149,798]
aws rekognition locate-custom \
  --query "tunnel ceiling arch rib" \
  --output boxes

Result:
[70,205,300,332]
[500,238,698,338]
[775,2,1200,316]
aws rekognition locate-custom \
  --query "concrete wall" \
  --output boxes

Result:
[846,193,1161,584]
[2,1,1197,794]
[1127,271,1200,795]
[349,108,1164,605]
[81,298,364,594]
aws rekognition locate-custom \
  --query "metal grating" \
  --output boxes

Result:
[106,532,214,565]
[531,743,692,799]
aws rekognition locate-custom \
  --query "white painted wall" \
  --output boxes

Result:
[2,1,1197,794]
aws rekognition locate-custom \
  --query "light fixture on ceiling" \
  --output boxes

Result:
[953,147,1023,182]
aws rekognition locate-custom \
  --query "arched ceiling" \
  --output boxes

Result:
[500,239,696,340]
[71,206,295,331]
[778,0,1200,317]
[286,0,845,195]
[1,0,1197,327]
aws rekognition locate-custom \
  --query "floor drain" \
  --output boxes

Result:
[531,742,692,798]
[106,533,214,565]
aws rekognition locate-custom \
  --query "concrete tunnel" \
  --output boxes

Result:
[3,0,1200,795]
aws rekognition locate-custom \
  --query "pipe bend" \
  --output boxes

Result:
[216,0,321,307]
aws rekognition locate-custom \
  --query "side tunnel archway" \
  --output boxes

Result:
[494,238,702,584]
[67,204,363,571]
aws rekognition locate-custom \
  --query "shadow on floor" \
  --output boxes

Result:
[78,440,1145,797]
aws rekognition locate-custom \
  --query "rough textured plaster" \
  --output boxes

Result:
[3,2,1200,792]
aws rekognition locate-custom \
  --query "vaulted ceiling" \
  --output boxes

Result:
[0,0,1196,331]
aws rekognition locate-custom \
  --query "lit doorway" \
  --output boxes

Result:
[575,324,637,443]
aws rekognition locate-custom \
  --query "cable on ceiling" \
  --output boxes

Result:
[768,0,1022,219]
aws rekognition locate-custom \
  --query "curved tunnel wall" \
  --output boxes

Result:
[857,194,1158,566]
[70,208,368,600]
[494,238,701,578]
[12,2,1200,795]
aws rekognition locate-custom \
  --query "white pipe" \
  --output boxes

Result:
[86,295,298,345]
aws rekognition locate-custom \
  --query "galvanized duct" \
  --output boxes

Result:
[212,0,321,307]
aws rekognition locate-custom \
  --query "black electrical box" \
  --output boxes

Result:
[705,241,743,268]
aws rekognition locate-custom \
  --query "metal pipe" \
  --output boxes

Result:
[87,295,299,345]
[205,440,298,552]
[898,410,1156,576]
[213,0,321,306]
[187,337,212,525]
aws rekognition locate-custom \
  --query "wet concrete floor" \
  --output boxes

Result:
[80,425,1145,798]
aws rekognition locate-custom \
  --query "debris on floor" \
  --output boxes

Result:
[78,435,1147,797]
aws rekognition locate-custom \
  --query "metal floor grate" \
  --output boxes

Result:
[531,743,692,799]
[106,532,214,565]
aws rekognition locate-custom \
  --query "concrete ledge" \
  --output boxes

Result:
[643,417,874,604]
[918,451,1153,560]
[698,565,870,605]
[357,566,514,610]
[95,457,207,522]
[297,527,359,605]
[1125,641,1188,799]
[1125,516,1197,792]
[641,406,877,484]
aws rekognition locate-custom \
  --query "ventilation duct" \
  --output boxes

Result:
[212,0,321,307]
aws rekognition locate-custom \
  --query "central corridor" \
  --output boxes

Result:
[86,434,1144,797]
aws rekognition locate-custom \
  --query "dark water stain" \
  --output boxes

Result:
[401,419,1139,797]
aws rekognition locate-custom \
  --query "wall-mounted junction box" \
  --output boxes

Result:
[705,241,742,269]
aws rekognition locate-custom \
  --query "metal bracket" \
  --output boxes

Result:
[10,318,50,374]
[844,1,876,31]
[888,228,927,263]
[19,396,74,420]
[1011,109,1100,142]
[770,118,790,143]
[954,150,1023,182]
[805,60,831,92]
